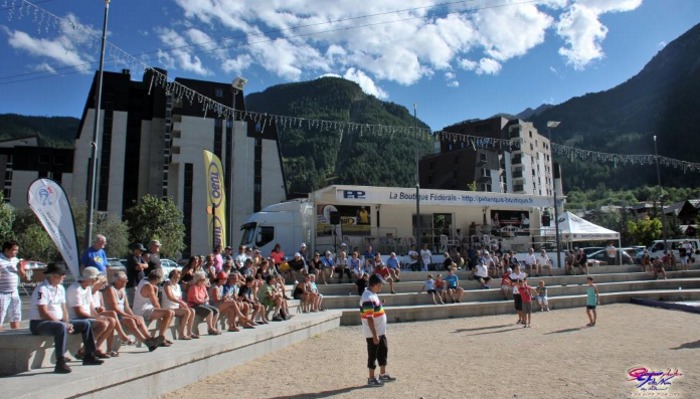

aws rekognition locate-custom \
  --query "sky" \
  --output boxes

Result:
[0,0,699,132]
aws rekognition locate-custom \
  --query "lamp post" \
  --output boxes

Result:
[653,135,667,253]
[414,104,421,243]
[546,121,561,268]
[229,77,247,248]
[85,0,110,248]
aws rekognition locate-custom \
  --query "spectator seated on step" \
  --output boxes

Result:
[29,262,104,373]
[356,273,369,296]
[373,261,395,294]
[442,252,457,271]
[385,252,401,282]
[258,274,287,321]
[132,269,175,346]
[66,267,114,359]
[444,267,464,303]
[472,261,491,289]
[306,274,323,312]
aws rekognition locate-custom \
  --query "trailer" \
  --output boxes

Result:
[240,185,560,259]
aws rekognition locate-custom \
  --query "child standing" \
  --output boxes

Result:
[500,268,512,300]
[418,274,444,305]
[536,280,549,312]
[517,278,537,328]
[586,276,599,326]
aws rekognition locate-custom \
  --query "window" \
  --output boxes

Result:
[256,226,275,248]
[481,168,491,177]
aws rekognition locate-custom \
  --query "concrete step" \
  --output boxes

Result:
[1,311,342,399]
[314,269,700,295]
[321,277,700,309]
[337,289,700,325]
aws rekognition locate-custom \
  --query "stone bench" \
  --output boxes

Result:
[0,328,83,376]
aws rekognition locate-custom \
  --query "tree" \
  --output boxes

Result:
[123,195,185,259]
[71,202,130,259]
[627,216,662,246]
[0,193,15,242]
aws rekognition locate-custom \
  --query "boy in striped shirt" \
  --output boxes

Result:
[360,274,396,386]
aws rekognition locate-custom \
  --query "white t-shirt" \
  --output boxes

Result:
[408,249,419,263]
[509,271,527,294]
[29,280,65,321]
[0,254,20,293]
[525,254,537,266]
[66,282,93,319]
[360,288,387,339]
[161,280,182,310]
[606,245,616,258]
[475,264,489,278]
[538,254,550,266]
[420,249,432,266]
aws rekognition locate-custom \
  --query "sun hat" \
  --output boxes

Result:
[79,266,100,281]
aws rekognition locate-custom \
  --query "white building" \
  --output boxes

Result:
[72,69,286,257]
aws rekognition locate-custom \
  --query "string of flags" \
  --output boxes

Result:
[6,0,700,173]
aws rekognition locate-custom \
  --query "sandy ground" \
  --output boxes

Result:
[161,303,700,399]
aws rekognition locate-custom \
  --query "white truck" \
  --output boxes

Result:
[647,238,700,261]
[239,199,315,257]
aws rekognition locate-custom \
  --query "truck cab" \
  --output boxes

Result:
[239,200,313,256]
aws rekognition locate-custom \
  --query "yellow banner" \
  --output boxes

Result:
[203,150,226,249]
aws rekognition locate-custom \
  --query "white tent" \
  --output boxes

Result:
[558,211,620,242]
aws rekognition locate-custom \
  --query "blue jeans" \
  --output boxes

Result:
[29,319,97,359]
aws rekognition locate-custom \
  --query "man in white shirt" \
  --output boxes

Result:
[29,263,103,373]
[525,248,538,276]
[360,274,396,387]
[407,244,420,271]
[420,244,432,272]
[605,243,617,265]
[473,261,491,289]
[67,267,113,358]
[0,240,27,331]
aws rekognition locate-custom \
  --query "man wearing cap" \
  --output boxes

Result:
[360,274,396,387]
[0,240,28,331]
[125,243,147,289]
[29,263,104,373]
[144,240,162,276]
[298,243,310,270]
[67,267,114,359]
[80,234,108,274]
[289,252,307,282]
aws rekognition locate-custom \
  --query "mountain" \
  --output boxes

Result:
[529,22,700,191]
[245,77,433,195]
[0,113,77,148]
[517,104,553,120]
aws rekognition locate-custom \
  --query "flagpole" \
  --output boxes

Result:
[85,0,110,248]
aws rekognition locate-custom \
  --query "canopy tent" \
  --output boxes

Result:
[557,211,620,242]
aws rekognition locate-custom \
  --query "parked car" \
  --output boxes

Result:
[161,258,182,281]
[580,247,604,256]
[587,249,633,265]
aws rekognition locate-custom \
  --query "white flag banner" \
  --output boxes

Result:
[27,178,80,279]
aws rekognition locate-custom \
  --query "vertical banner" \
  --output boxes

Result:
[27,178,80,279]
[203,150,226,249]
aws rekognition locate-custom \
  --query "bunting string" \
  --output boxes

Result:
[5,0,700,173]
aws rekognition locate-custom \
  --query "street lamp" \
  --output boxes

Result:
[414,104,421,245]
[85,0,110,248]
[229,76,247,248]
[546,120,561,268]
[653,135,667,253]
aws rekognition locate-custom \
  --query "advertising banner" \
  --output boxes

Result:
[27,178,80,278]
[203,150,227,249]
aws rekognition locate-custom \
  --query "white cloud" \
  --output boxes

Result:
[458,57,501,75]
[444,71,459,88]
[34,62,57,74]
[556,0,642,69]
[657,41,667,49]
[2,13,97,74]
[343,68,388,99]
[156,28,210,76]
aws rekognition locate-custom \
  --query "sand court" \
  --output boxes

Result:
[161,303,700,399]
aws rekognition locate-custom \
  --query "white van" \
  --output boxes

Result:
[648,239,700,261]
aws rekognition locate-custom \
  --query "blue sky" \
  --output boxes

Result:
[0,0,698,131]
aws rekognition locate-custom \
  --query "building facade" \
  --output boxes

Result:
[72,69,287,257]
[0,135,74,209]
[420,115,558,197]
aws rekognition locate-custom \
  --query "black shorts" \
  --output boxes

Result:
[426,289,437,295]
[513,294,523,311]
[586,305,597,310]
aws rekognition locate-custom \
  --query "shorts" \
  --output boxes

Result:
[426,289,437,295]
[586,305,597,310]
[513,294,523,311]
[537,296,548,305]
[522,301,532,313]
[476,276,491,283]
[0,291,21,324]
[141,308,154,321]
